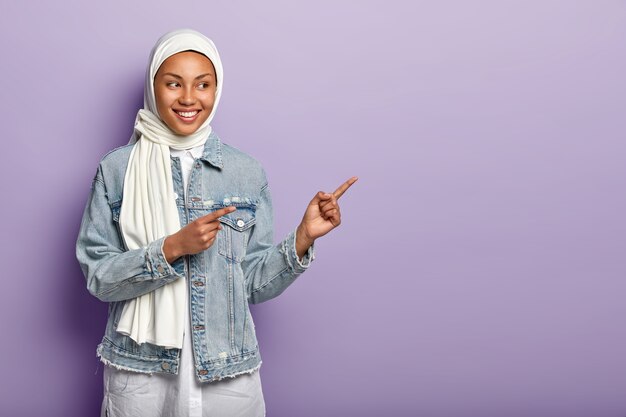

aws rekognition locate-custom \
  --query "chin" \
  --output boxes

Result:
[172,125,199,136]
[177,128,193,135]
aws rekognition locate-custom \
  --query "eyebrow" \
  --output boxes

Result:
[162,72,214,80]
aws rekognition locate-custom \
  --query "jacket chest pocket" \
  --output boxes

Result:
[218,204,256,263]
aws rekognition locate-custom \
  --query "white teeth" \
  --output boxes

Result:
[176,111,198,118]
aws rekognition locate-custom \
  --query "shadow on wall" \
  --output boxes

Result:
[59,187,109,416]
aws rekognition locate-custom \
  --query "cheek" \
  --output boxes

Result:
[155,90,173,107]
[201,93,216,111]
[154,96,168,115]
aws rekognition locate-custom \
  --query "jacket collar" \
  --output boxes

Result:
[199,130,224,169]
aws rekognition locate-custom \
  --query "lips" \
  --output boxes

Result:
[173,109,201,122]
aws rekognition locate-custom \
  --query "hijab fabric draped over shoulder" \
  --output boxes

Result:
[116,29,224,349]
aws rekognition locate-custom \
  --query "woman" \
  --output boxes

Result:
[76,28,356,416]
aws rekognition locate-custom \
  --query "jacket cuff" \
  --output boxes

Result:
[145,236,185,280]
[280,228,315,274]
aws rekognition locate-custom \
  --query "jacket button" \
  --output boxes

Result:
[236,219,245,228]
[157,265,165,274]
[161,362,170,370]
[198,370,208,376]
[193,325,205,331]
[193,281,204,287]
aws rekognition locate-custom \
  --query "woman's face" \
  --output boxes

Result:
[154,51,217,136]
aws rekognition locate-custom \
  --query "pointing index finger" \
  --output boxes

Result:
[332,176,358,199]
[200,206,237,223]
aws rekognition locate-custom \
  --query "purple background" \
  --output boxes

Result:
[1,1,625,416]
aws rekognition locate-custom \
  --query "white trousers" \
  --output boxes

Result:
[101,365,265,417]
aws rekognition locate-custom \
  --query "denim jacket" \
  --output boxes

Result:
[76,131,315,382]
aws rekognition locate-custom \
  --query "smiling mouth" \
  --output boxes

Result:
[174,110,200,121]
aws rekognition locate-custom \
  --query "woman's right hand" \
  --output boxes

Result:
[163,206,237,263]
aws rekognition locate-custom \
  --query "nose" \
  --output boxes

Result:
[179,86,196,105]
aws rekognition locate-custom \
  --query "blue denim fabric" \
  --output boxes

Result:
[76,131,314,382]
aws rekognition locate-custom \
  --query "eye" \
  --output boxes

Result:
[166,82,180,88]
[198,82,211,89]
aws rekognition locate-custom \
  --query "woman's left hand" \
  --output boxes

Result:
[295,176,358,258]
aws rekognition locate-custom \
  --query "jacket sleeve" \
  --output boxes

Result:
[242,173,315,304]
[75,166,185,302]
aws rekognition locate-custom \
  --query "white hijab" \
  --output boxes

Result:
[116,29,224,349]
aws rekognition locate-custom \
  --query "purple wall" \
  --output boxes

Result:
[1,1,625,416]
